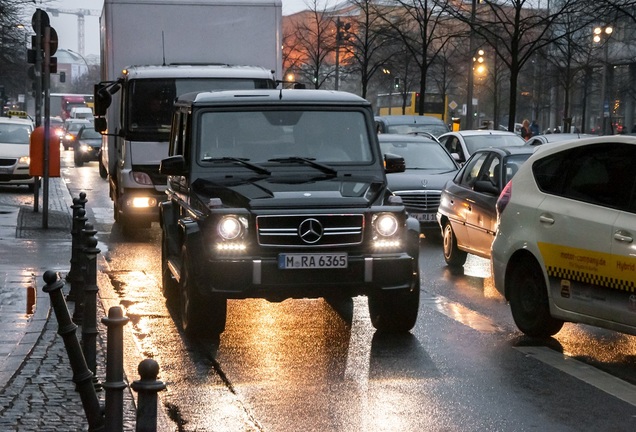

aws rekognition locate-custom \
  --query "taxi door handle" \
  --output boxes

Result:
[613,230,633,243]
[539,214,554,225]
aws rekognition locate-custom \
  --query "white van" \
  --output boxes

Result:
[70,107,94,120]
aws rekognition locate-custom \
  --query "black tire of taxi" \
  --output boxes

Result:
[179,247,227,337]
[508,258,564,337]
[161,232,178,300]
[443,222,467,267]
[368,280,420,332]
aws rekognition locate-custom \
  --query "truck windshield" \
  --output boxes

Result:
[127,78,273,141]
[198,110,373,165]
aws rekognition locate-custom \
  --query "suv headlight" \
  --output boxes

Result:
[373,213,399,237]
[215,215,249,252]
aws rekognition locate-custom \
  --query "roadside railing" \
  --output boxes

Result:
[42,191,166,432]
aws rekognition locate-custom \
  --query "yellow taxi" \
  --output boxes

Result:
[492,136,636,337]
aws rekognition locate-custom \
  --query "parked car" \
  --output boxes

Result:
[375,115,449,137]
[62,119,92,150]
[525,132,594,146]
[0,117,36,191]
[73,127,102,167]
[436,146,535,266]
[379,134,460,236]
[437,130,526,164]
[491,136,636,338]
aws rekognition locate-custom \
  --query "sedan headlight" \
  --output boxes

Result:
[19,156,30,165]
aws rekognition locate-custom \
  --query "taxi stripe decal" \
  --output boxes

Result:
[538,242,636,293]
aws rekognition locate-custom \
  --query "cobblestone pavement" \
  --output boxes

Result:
[0,179,138,431]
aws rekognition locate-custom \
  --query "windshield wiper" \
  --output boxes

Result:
[202,157,271,175]
[268,157,337,176]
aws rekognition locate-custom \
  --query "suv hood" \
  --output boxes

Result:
[191,175,386,209]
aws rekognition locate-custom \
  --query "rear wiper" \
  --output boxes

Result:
[268,157,337,176]
[201,157,271,175]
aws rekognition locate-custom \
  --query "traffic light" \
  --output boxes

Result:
[394,78,400,89]
[59,71,66,83]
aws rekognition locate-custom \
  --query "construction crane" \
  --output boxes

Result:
[46,8,101,57]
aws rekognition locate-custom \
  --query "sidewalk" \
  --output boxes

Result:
[0,179,138,431]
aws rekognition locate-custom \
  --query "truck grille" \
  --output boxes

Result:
[257,214,364,247]
[394,191,441,212]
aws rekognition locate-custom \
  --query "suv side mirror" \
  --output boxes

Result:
[160,155,187,175]
[384,153,405,173]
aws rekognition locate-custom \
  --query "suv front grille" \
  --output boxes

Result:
[394,191,441,212]
[257,214,364,247]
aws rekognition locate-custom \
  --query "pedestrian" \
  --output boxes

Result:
[530,120,540,136]
[521,119,532,140]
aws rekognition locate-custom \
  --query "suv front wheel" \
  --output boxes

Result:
[179,247,227,337]
[368,281,420,333]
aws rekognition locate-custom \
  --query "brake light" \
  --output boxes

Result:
[496,181,512,216]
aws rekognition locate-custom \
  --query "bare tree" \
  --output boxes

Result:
[376,0,456,116]
[284,0,336,89]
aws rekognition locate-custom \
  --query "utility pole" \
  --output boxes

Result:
[465,0,477,130]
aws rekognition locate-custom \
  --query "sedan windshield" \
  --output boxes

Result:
[464,134,525,154]
[380,140,456,170]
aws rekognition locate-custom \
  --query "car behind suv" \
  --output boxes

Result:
[159,89,421,337]
[492,136,636,338]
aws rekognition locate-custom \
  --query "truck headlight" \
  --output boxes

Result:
[373,213,398,237]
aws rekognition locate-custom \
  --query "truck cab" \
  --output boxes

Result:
[159,89,421,337]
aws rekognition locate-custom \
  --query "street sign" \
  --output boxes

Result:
[449,100,458,110]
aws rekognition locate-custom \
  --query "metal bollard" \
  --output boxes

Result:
[131,359,166,432]
[102,306,130,432]
[42,270,104,432]
[71,211,90,324]
[67,193,88,301]
[68,207,88,306]
[81,225,101,391]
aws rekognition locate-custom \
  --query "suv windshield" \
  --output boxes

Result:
[198,110,373,164]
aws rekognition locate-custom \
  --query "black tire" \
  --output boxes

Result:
[368,280,420,333]
[508,258,564,337]
[161,231,178,300]
[180,247,226,337]
[74,152,84,167]
[442,222,467,267]
[99,161,108,179]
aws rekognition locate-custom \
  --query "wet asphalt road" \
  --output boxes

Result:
[56,150,636,432]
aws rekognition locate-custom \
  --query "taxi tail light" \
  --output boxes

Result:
[496,181,512,216]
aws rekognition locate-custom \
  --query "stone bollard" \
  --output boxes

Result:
[81,225,101,391]
[68,207,88,308]
[131,359,166,432]
[67,193,88,301]
[102,306,130,432]
[42,270,104,431]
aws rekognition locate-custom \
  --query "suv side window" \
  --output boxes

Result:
[534,142,636,212]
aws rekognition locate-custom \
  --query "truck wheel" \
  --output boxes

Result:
[508,258,564,338]
[180,247,227,337]
[368,282,420,333]
[99,161,108,179]
[443,222,467,267]
[161,232,178,300]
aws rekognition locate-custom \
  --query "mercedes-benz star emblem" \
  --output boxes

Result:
[298,218,323,244]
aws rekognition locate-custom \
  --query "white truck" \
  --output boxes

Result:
[94,0,282,231]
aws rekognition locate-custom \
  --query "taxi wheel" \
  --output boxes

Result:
[508,258,564,338]
[443,222,467,267]
[179,247,226,337]
[368,278,420,333]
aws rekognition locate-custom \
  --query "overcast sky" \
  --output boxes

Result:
[30,0,312,57]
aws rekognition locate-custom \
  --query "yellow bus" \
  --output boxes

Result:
[377,92,446,119]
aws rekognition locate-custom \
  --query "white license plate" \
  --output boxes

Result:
[411,212,437,222]
[278,253,348,269]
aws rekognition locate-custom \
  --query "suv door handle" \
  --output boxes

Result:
[539,214,554,225]
[613,230,634,243]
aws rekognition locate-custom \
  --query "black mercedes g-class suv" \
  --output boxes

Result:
[159,89,420,337]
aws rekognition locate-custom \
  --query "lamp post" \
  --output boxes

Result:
[593,25,613,135]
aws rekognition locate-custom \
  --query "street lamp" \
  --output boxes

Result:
[593,25,613,135]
